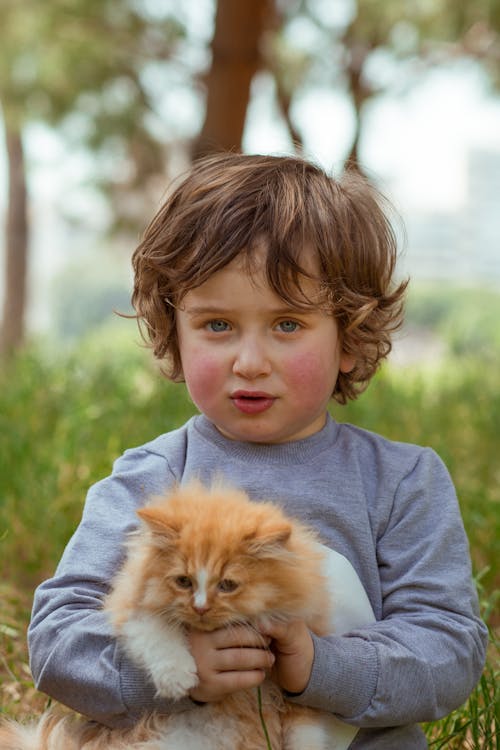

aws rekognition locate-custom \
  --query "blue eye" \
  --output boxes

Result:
[207,320,230,332]
[277,320,299,333]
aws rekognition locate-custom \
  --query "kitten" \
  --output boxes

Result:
[0,481,359,750]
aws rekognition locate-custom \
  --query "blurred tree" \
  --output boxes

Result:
[0,0,184,355]
[264,0,500,170]
[1,127,28,354]
[2,0,500,353]
[193,0,275,158]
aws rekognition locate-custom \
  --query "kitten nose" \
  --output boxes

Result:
[193,604,210,615]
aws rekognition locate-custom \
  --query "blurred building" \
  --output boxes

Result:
[402,147,500,285]
[462,148,500,282]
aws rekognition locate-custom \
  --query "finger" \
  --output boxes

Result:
[190,667,268,703]
[208,625,271,650]
[259,619,306,651]
[212,647,275,673]
[259,620,285,637]
[212,668,268,692]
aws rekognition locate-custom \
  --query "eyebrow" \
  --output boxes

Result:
[180,305,228,317]
[181,304,313,317]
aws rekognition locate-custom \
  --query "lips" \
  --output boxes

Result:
[230,390,276,415]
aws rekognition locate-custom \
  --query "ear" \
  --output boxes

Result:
[244,521,292,558]
[136,507,180,546]
[339,351,356,374]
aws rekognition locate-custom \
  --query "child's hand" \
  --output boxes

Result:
[187,625,275,703]
[260,620,314,695]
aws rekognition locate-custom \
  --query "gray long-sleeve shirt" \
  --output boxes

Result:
[28,414,488,749]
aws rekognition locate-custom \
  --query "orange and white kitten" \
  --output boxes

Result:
[0,481,361,750]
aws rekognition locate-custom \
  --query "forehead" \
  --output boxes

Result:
[179,242,325,309]
[180,255,325,314]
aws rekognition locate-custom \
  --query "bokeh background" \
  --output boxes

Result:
[1,0,500,352]
[1,1,499,746]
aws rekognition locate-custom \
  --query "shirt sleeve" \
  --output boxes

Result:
[28,445,193,727]
[290,448,488,726]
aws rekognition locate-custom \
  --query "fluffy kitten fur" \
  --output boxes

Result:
[0,481,349,750]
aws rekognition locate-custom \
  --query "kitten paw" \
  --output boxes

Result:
[154,669,199,699]
[152,653,199,699]
[121,615,200,700]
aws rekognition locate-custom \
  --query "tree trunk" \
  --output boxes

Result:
[343,38,372,175]
[192,0,274,159]
[274,82,304,153]
[1,126,28,356]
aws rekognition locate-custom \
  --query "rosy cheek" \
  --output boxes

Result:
[182,352,223,408]
[284,351,334,402]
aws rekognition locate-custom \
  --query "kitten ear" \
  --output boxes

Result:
[137,507,179,546]
[245,521,292,558]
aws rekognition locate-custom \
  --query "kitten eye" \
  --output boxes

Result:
[217,579,239,593]
[174,575,193,590]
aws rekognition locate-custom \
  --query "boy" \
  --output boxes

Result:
[28,153,487,748]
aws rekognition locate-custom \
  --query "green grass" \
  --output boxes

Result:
[1,331,498,745]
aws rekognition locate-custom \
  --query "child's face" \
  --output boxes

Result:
[176,250,354,444]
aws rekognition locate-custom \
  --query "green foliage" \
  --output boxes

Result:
[405,284,500,358]
[0,0,185,128]
[0,0,186,230]
[0,333,196,582]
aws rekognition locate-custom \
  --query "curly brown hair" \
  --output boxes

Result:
[131,152,408,404]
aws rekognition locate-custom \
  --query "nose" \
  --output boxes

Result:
[193,604,210,615]
[232,334,271,379]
